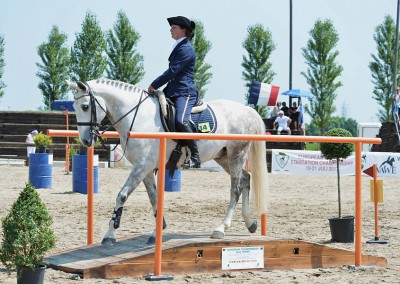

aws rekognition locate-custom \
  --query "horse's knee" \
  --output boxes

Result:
[117,193,127,204]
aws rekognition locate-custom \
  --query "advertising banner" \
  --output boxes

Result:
[271,150,400,177]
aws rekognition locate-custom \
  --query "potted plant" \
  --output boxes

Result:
[320,128,355,243]
[0,182,56,284]
[33,132,52,153]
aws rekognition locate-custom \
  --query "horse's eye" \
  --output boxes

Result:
[82,105,89,111]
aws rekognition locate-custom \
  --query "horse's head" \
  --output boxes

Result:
[67,80,106,147]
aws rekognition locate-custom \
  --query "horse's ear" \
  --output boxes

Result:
[77,81,88,92]
[66,80,79,92]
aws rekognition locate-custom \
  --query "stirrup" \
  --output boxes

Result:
[183,158,201,169]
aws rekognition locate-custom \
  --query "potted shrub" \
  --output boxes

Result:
[33,132,53,153]
[0,182,56,284]
[320,128,355,243]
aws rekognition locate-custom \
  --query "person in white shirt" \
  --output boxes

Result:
[273,111,291,135]
[25,130,38,157]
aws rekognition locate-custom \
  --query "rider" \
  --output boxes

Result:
[148,16,201,168]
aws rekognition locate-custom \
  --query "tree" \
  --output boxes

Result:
[36,26,70,109]
[242,24,276,118]
[369,15,399,122]
[0,35,5,100]
[106,11,144,84]
[190,20,212,99]
[70,11,107,82]
[301,19,343,135]
[306,116,358,136]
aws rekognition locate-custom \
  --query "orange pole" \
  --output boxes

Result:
[373,164,379,239]
[154,138,167,276]
[355,142,362,266]
[87,146,94,245]
[127,132,381,145]
[261,214,267,236]
[65,110,70,173]
[47,129,120,138]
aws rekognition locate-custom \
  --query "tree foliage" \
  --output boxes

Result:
[190,20,212,99]
[0,182,56,270]
[301,19,343,135]
[70,11,107,82]
[369,15,399,122]
[242,24,276,118]
[320,128,354,218]
[36,25,70,109]
[0,35,5,100]
[306,116,358,136]
[106,11,144,84]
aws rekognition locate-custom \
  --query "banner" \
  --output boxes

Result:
[271,150,400,177]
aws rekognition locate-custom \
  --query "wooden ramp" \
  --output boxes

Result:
[46,233,387,279]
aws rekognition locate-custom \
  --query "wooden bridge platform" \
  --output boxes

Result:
[45,233,387,279]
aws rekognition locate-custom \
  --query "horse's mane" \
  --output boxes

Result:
[89,78,144,95]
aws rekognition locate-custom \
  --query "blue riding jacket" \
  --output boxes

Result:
[151,37,196,98]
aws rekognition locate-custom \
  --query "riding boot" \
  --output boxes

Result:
[182,123,201,168]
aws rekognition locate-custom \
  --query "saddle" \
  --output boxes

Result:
[155,91,217,134]
[154,90,218,177]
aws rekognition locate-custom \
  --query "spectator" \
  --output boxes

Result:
[289,101,300,130]
[273,110,291,135]
[280,102,290,117]
[270,101,281,120]
[25,130,38,158]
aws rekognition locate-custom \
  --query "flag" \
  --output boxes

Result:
[248,81,280,106]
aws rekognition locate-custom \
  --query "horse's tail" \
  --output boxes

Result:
[250,115,269,215]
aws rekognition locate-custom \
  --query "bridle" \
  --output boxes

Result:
[74,82,151,155]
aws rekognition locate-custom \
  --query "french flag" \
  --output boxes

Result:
[248,80,280,106]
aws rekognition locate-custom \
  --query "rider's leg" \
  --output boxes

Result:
[174,95,201,168]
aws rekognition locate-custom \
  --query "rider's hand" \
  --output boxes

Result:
[148,86,155,93]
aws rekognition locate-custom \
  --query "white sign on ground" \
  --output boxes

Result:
[271,150,400,177]
[221,246,264,270]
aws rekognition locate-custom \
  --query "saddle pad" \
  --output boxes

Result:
[190,105,217,133]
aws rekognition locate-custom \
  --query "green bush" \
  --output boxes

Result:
[33,132,53,148]
[320,128,354,218]
[0,182,56,271]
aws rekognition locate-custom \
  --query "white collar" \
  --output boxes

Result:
[173,37,187,49]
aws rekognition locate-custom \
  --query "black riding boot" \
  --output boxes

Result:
[182,123,201,168]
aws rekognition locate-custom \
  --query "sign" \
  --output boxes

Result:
[221,246,264,270]
[271,150,400,177]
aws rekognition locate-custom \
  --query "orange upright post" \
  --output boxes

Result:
[261,214,267,236]
[87,146,94,245]
[354,142,362,267]
[146,138,173,281]
[64,110,70,174]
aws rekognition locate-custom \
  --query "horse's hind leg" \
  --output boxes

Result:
[241,169,257,233]
[212,145,254,239]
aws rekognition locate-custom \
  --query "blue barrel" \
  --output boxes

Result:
[165,169,181,192]
[29,153,53,189]
[72,154,99,194]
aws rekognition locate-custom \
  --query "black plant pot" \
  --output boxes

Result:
[329,216,355,243]
[17,265,46,284]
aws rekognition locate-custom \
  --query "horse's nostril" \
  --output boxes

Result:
[82,139,90,146]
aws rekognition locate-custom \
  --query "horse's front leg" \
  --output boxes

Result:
[142,171,167,244]
[101,163,150,246]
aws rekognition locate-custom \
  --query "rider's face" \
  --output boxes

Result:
[170,25,186,40]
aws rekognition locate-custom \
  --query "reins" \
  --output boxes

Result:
[74,82,152,161]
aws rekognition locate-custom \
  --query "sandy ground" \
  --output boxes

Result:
[0,164,399,284]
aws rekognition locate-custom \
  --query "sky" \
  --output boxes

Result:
[0,0,397,123]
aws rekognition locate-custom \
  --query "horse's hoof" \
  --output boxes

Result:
[147,236,155,244]
[211,231,225,239]
[101,238,116,246]
[248,220,257,233]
